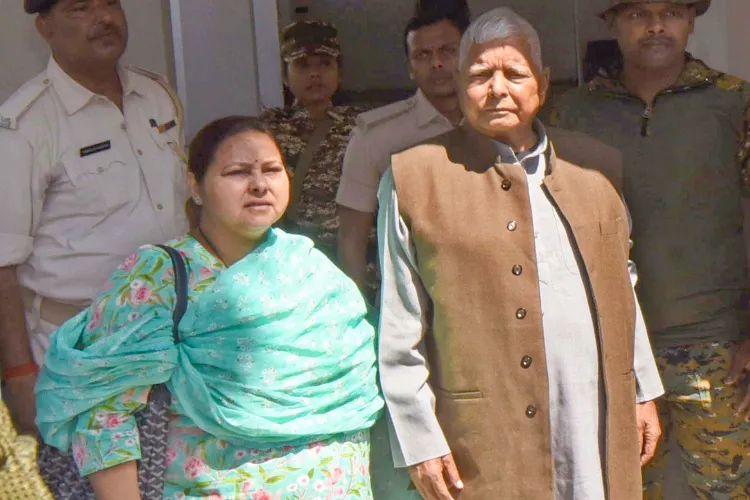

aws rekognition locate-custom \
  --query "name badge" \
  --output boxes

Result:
[157,120,177,134]
[80,140,112,158]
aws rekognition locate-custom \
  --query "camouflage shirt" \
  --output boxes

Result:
[260,104,366,259]
[551,54,750,347]
[551,54,750,190]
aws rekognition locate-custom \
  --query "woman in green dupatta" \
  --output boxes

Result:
[36,116,383,499]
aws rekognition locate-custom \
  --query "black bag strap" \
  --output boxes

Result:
[156,244,188,342]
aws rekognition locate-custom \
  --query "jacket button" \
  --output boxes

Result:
[516,308,527,319]
[501,179,512,190]
[507,221,517,231]
[512,264,523,276]
[526,405,537,418]
[521,355,532,368]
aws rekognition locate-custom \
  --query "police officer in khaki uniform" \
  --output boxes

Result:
[0,0,188,434]
[336,6,469,291]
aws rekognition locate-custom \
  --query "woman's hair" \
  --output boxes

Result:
[188,116,279,183]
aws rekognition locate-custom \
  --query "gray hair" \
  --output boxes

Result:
[458,7,544,74]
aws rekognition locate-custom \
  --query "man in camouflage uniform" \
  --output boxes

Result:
[552,1,750,498]
[260,20,370,290]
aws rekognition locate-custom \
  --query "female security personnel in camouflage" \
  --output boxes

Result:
[260,20,378,297]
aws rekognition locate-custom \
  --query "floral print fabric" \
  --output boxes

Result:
[37,229,383,498]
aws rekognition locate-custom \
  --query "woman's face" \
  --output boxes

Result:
[285,54,340,107]
[191,130,290,240]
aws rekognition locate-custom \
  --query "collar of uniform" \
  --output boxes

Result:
[46,56,144,116]
[492,119,549,168]
[588,52,717,97]
[415,89,449,128]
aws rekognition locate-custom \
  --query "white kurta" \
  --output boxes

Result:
[377,121,664,499]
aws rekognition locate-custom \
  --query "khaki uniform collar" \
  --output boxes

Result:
[415,89,448,128]
[46,56,144,116]
[588,53,717,97]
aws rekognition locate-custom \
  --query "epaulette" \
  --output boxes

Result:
[355,96,417,132]
[714,72,749,93]
[0,73,51,130]
[125,64,184,136]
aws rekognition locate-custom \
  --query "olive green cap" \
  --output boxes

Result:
[599,0,711,19]
[280,20,340,62]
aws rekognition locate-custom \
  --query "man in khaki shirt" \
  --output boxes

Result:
[335,8,467,291]
[0,0,188,433]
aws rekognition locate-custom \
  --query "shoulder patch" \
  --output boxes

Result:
[0,73,51,130]
[356,97,416,132]
[714,73,749,93]
[125,64,184,136]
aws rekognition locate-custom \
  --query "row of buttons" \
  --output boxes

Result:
[504,201,537,419]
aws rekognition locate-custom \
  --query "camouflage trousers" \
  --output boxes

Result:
[643,341,750,500]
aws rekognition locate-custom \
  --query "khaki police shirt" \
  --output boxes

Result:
[336,90,454,213]
[0,57,189,306]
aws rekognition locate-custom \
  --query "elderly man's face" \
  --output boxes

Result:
[461,37,549,148]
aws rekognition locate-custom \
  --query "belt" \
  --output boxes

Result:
[20,288,85,326]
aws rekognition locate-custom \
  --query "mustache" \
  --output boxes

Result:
[430,71,454,80]
[639,35,675,47]
[89,25,121,40]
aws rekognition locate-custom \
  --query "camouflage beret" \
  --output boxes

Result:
[280,20,340,63]
[599,0,711,18]
[24,0,56,14]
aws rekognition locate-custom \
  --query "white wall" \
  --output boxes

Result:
[689,0,750,80]
[0,0,172,103]
[169,0,262,140]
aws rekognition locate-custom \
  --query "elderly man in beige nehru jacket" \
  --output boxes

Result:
[377,7,664,500]
[0,0,187,434]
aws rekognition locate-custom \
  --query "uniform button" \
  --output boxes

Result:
[526,405,537,418]
[120,123,127,131]
[512,264,523,276]
[521,355,532,369]
[501,179,512,191]
[157,204,164,210]
[137,149,143,156]
[507,220,517,231]
[42,78,49,85]
[516,308,527,319]
[97,166,104,173]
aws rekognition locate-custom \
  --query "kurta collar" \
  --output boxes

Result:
[492,119,549,172]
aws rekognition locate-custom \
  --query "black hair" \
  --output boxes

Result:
[404,1,471,55]
[188,116,280,183]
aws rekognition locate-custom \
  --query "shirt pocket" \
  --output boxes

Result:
[60,146,131,213]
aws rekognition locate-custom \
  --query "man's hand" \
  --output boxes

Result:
[724,338,750,420]
[635,400,661,466]
[4,372,38,435]
[408,454,464,500]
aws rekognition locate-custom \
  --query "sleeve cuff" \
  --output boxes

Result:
[0,233,32,267]
[636,384,665,404]
[385,396,452,467]
[336,178,378,213]
[73,415,142,477]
